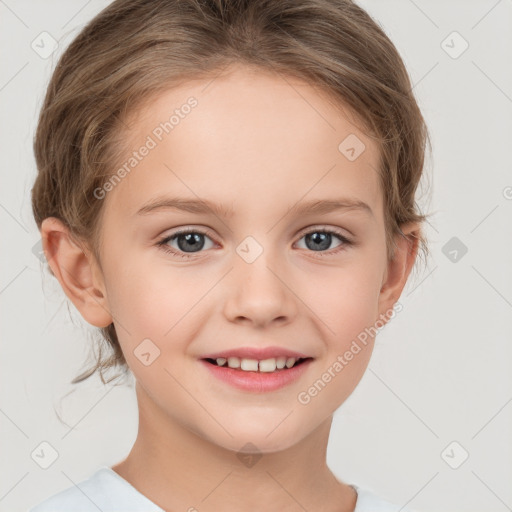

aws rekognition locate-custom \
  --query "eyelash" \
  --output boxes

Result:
[156,227,353,260]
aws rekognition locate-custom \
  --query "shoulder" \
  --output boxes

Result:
[27,467,164,512]
[353,485,420,512]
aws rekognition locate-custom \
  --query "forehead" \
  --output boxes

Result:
[103,64,383,222]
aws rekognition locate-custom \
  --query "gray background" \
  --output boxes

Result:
[1,1,511,511]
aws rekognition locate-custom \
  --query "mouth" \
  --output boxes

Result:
[202,356,313,373]
[199,356,315,393]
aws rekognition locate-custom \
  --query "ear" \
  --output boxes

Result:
[377,222,421,319]
[40,217,113,328]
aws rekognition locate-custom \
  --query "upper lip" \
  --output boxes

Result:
[200,346,313,360]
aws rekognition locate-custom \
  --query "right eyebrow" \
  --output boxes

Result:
[135,196,235,218]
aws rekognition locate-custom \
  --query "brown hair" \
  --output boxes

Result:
[31,0,432,385]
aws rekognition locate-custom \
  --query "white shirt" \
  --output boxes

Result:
[28,466,416,512]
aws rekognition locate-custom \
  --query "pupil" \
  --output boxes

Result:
[178,233,205,252]
[306,232,331,251]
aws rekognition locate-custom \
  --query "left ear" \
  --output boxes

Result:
[377,222,421,318]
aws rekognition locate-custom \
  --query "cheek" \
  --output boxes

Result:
[292,262,381,405]
[296,260,382,344]
[104,259,218,375]
[105,257,204,332]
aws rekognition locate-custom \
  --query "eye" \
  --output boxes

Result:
[156,226,353,260]
[295,228,353,255]
[156,228,216,259]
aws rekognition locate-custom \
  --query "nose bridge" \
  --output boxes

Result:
[223,234,296,326]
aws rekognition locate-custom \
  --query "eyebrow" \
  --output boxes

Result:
[135,196,373,218]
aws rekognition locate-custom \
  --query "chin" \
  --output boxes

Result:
[200,417,310,456]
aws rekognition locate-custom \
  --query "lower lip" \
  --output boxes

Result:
[200,359,313,393]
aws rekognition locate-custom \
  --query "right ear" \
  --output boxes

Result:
[40,217,113,328]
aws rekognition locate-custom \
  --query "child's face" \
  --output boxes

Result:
[87,64,412,453]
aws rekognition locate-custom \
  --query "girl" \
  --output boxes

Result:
[29,0,431,510]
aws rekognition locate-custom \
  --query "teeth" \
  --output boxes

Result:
[276,357,286,369]
[215,356,302,372]
[241,358,259,371]
[259,358,277,372]
[227,357,240,368]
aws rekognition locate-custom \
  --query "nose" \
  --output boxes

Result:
[222,247,298,328]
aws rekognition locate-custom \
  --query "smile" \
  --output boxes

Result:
[204,356,310,372]
[200,357,314,393]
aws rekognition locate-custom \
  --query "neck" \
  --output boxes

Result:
[112,382,357,512]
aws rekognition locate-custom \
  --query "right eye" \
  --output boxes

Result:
[156,228,217,258]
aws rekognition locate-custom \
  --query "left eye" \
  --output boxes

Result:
[295,230,351,252]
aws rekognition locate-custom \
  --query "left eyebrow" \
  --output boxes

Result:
[135,196,373,219]
[287,198,374,218]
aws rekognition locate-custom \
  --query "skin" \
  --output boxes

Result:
[41,63,420,512]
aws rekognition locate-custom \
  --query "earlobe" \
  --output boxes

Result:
[40,217,113,328]
[377,222,420,319]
